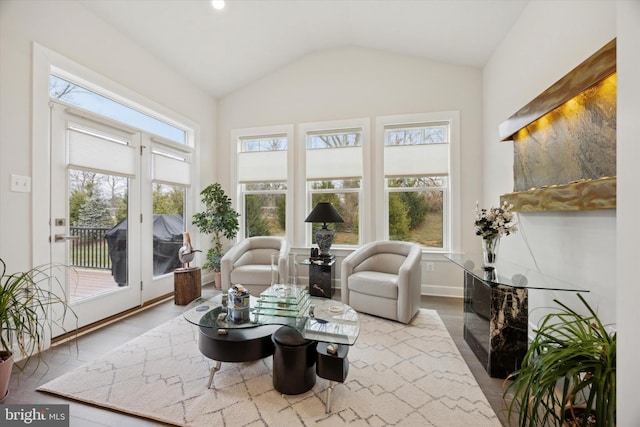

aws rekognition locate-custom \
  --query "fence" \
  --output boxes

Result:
[69,226,112,270]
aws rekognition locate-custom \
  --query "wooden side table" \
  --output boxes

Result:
[174,267,202,305]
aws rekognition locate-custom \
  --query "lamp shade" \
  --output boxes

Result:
[304,202,344,224]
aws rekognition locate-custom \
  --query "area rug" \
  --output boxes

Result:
[38,309,500,426]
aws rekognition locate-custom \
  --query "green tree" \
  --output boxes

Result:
[276,195,286,230]
[400,191,429,229]
[153,184,184,215]
[245,194,271,237]
[69,189,88,226]
[116,194,128,223]
[388,193,410,240]
[76,193,113,228]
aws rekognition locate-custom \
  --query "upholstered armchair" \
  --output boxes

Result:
[221,236,290,295]
[341,240,422,324]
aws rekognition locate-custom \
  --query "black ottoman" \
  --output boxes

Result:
[316,342,349,413]
[271,326,317,395]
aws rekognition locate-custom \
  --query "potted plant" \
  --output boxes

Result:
[0,258,76,402]
[503,293,616,427]
[192,183,240,288]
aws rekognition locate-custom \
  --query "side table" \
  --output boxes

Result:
[302,257,335,298]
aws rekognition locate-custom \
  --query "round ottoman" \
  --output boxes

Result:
[271,326,317,395]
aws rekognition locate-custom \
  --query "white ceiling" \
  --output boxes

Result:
[80,0,529,98]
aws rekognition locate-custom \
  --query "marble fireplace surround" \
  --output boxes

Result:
[499,39,616,212]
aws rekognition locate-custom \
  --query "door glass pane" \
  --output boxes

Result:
[69,169,128,302]
[152,184,185,275]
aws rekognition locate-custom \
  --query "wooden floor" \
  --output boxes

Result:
[69,268,121,302]
[5,290,514,427]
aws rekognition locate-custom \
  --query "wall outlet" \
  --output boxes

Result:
[426,262,434,272]
[10,174,31,193]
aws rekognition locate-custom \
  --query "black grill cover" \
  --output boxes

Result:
[105,214,184,285]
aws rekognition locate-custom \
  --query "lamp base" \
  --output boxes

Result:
[315,226,334,257]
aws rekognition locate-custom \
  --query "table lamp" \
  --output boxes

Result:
[304,202,344,258]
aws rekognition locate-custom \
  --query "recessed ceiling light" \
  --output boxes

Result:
[211,0,225,10]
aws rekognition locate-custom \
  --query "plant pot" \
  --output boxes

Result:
[214,271,222,289]
[564,405,596,427]
[0,351,13,403]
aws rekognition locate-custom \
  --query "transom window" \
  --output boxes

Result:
[50,74,187,145]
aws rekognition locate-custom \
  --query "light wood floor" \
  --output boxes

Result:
[5,291,513,426]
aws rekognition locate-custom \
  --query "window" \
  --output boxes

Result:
[303,121,368,247]
[382,119,452,250]
[235,128,293,239]
[387,177,446,247]
[230,114,459,253]
[50,74,187,145]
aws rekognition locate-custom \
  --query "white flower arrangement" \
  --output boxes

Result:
[474,201,518,239]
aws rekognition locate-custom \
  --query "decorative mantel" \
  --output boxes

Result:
[499,39,616,212]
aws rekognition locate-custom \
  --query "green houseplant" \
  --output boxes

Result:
[504,293,616,427]
[192,183,240,287]
[0,258,76,401]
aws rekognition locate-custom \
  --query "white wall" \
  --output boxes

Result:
[0,0,216,274]
[485,2,640,422]
[218,46,485,297]
[616,0,640,424]
[483,1,617,326]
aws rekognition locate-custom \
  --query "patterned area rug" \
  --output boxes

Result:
[38,309,500,426]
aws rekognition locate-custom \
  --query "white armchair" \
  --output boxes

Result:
[341,240,422,324]
[221,236,290,295]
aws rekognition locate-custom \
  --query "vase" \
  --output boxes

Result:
[481,236,500,269]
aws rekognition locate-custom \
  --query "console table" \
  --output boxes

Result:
[445,254,588,378]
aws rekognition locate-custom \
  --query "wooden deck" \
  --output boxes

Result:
[69,268,121,303]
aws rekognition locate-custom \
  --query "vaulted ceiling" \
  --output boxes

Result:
[81,0,528,98]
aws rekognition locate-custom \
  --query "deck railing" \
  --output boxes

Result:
[69,226,112,270]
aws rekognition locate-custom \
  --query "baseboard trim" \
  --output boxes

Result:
[52,292,174,345]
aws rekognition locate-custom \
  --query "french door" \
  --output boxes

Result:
[49,102,186,333]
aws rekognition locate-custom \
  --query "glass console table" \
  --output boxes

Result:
[445,253,588,378]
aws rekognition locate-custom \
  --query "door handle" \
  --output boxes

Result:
[54,234,80,242]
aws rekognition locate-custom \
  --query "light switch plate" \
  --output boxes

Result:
[10,174,31,193]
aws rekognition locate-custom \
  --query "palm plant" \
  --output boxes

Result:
[0,258,76,368]
[504,293,616,427]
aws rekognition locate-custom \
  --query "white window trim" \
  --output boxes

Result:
[231,124,295,243]
[298,118,371,248]
[375,112,461,253]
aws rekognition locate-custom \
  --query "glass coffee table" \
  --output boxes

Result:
[183,286,359,388]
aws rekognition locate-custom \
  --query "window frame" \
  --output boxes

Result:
[298,118,371,248]
[376,112,461,253]
[231,125,295,242]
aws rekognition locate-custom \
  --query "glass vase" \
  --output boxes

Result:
[481,236,500,270]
